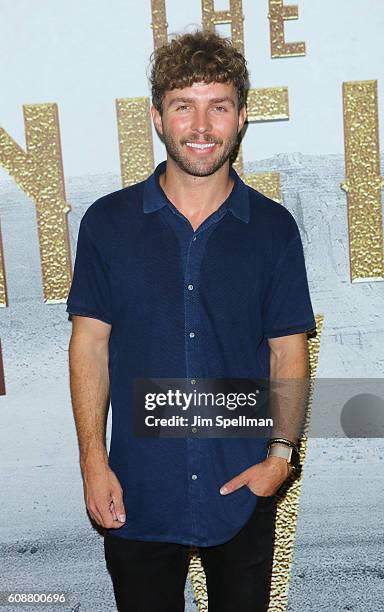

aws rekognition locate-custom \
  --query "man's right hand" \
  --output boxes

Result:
[82,462,126,529]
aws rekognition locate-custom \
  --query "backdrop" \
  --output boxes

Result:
[0,1,383,611]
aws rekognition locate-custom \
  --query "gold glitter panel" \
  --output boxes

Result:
[232,87,289,201]
[245,171,281,203]
[0,103,72,304]
[341,80,384,281]
[247,87,289,122]
[150,0,245,53]
[189,548,208,611]
[268,0,306,58]
[201,0,245,55]
[151,0,168,50]
[116,97,155,187]
[268,315,323,611]
[190,316,323,611]
[232,139,280,202]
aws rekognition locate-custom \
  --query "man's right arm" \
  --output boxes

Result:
[68,315,126,529]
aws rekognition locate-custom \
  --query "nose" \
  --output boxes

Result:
[190,108,212,135]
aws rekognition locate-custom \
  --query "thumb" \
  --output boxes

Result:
[220,473,247,495]
[111,491,126,523]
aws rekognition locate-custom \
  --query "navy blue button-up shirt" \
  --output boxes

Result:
[66,160,316,546]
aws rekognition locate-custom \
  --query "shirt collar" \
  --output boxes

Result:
[143,160,250,223]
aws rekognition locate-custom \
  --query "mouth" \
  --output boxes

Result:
[184,141,218,155]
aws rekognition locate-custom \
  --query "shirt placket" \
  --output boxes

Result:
[173,208,228,542]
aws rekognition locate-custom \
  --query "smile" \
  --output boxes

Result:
[186,142,216,150]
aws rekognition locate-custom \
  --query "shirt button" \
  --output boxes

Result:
[187,284,194,291]
[190,378,196,385]
[191,474,198,480]
[192,236,197,241]
[191,427,197,433]
[189,332,195,338]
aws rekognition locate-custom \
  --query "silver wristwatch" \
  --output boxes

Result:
[266,442,300,472]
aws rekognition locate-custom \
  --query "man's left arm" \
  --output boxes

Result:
[220,332,310,497]
[267,331,310,446]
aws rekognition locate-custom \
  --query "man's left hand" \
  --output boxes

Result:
[219,456,293,497]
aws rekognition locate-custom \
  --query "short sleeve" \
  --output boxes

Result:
[66,215,112,325]
[262,234,316,338]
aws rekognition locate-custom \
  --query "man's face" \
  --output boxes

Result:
[151,81,246,177]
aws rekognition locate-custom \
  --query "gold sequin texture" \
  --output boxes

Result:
[151,0,168,49]
[116,97,155,188]
[202,0,245,55]
[244,171,281,203]
[247,87,289,122]
[234,87,289,201]
[268,0,306,58]
[341,80,384,281]
[0,103,72,306]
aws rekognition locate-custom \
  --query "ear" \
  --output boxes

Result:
[151,104,163,136]
[238,105,247,133]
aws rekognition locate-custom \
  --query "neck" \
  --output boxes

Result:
[159,157,234,226]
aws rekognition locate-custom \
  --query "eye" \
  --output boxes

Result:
[176,104,189,111]
[214,106,227,112]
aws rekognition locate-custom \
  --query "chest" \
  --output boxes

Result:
[109,213,270,322]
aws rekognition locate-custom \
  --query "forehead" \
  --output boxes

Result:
[164,80,237,103]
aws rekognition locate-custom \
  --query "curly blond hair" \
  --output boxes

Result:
[149,30,249,114]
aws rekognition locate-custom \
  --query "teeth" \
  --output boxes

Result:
[186,142,215,149]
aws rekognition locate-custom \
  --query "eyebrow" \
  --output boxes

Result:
[168,96,236,108]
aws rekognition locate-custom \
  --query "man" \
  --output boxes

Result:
[66,30,316,612]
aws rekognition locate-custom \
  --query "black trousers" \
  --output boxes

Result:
[104,496,276,612]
